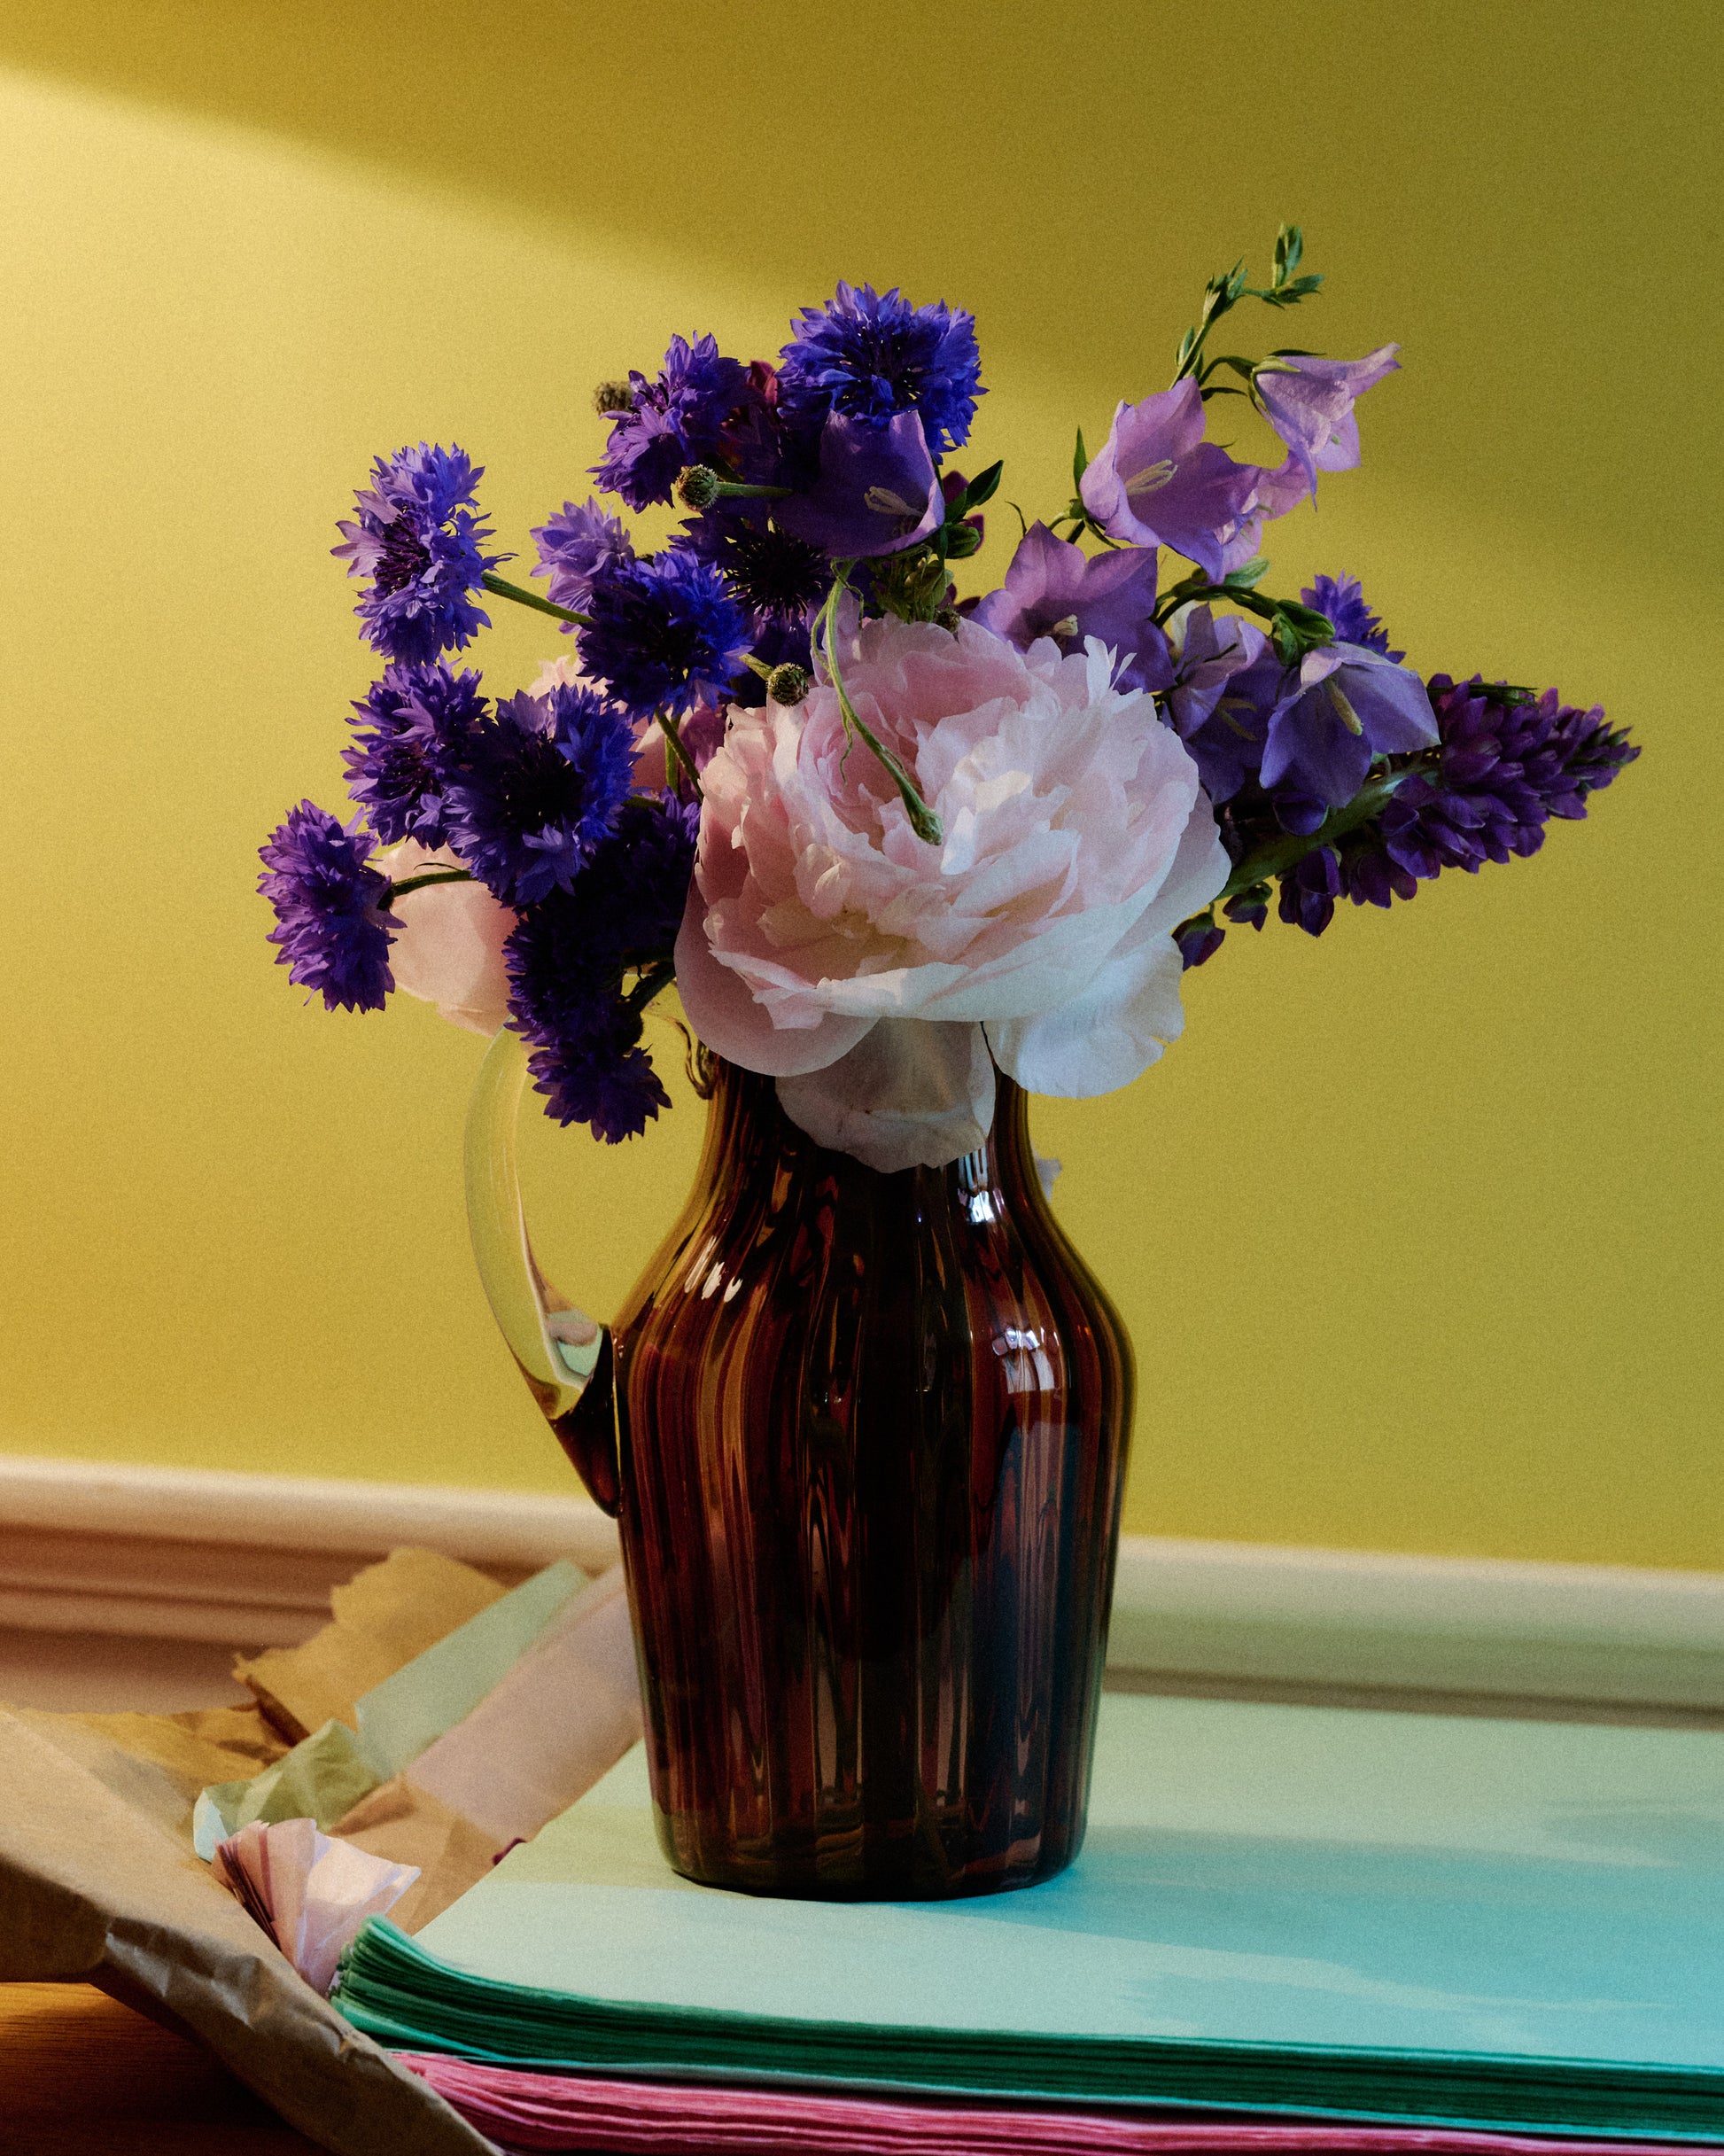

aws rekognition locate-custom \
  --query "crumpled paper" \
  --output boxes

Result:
[213,1817,419,1995]
[2,1538,643,2153]
[0,1709,493,2156]
[193,1557,588,1856]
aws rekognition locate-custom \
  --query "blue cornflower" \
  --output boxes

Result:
[504,794,699,1141]
[679,502,827,628]
[439,684,636,907]
[259,802,394,1011]
[778,283,984,456]
[531,497,635,622]
[579,549,753,720]
[1301,574,1404,662]
[593,335,749,510]
[333,444,504,663]
[343,660,487,845]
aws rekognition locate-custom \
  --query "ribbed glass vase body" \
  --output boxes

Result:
[556,1062,1133,1900]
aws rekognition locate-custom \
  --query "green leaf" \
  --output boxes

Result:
[957,458,1003,513]
[1274,223,1304,284]
[1223,557,1270,589]
[1072,427,1089,488]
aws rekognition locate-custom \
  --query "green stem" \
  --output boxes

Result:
[656,709,703,799]
[1218,769,1413,901]
[625,961,676,1014]
[481,572,590,627]
[384,868,474,905]
[819,579,944,846]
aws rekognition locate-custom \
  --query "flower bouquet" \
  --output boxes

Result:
[260,230,1636,1896]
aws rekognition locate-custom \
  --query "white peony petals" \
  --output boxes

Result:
[671,615,1231,1170]
[985,807,1230,1097]
[376,841,516,1038]
[776,1019,996,1174]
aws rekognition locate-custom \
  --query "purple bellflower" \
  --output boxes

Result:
[1260,643,1440,813]
[343,660,487,847]
[578,549,754,720]
[1255,346,1399,494]
[1163,603,1268,741]
[332,444,503,665]
[1079,380,1264,581]
[972,523,1170,693]
[772,410,943,561]
[259,803,395,1012]
[594,335,749,511]
[439,684,636,907]
[532,498,635,619]
[778,283,983,457]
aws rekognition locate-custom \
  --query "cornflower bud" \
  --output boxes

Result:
[674,464,723,510]
[766,664,811,706]
[593,380,634,415]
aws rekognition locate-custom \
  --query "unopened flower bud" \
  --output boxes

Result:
[766,664,811,706]
[674,464,723,510]
[935,606,962,634]
[593,379,633,415]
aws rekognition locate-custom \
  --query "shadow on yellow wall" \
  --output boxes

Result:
[0,0,1717,1563]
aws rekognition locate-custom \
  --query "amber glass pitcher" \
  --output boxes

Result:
[466,1027,1133,1899]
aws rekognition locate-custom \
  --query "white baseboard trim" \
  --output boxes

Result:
[2,1455,1720,1712]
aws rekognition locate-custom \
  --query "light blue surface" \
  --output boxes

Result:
[419,1693,1724,2069]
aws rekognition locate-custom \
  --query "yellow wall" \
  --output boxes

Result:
[2,2,1717,1564]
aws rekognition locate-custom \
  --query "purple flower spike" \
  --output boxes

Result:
[332,443,504,665]
[1261,643,1440,811]
[772,409,942,560]
[532,498,635,620]
[1079,379,1262,581]
[1256,346,1400,494]
[972,524,1170,693]
[259,803,395,1012]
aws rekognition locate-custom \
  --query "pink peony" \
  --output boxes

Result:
[374,841,516,1037]
[674,611,1227,1171]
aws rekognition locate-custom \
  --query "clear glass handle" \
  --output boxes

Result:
[463,1027,611,1451]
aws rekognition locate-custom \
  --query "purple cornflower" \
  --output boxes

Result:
[1260,643,1440,815]
[680,502,828,626]
[1301,574,1403,661]
[332,444,503,664]
[505,793,700,1140]
[343,660,487,846]
[972,523,1170,693]
[778,282,983,456]
[532,497,634,619]
[259,802,395,1011]
[1079,380,1263,581]
[578,549,754,720]
[771,410,942,560]
[1255,346,1400,493]
[1341,677,1638,907]
[440,684,636,906]
[593,335,749,510]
